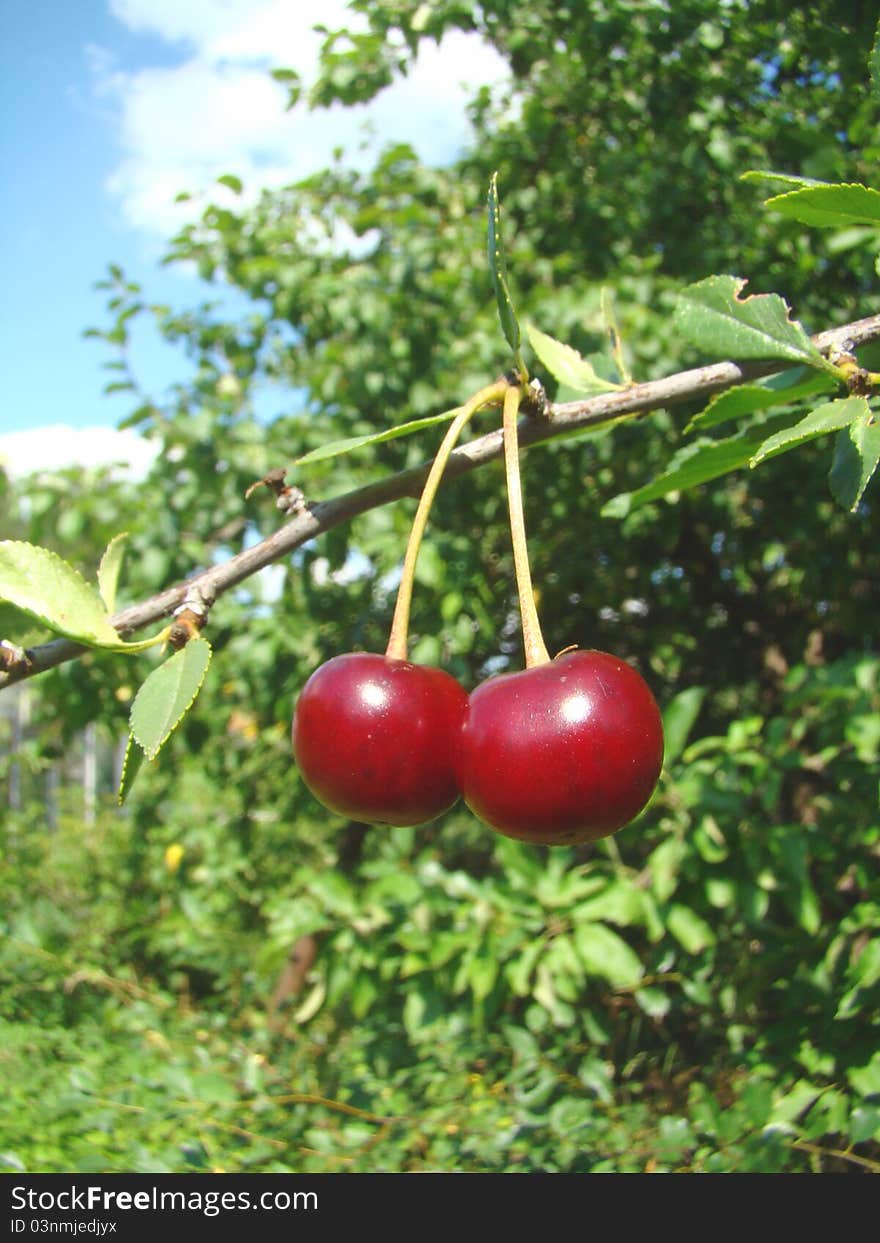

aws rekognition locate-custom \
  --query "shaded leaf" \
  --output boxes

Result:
[750,397,868,466]
[130,638,212,761]
[487,173,524,371]
[526,322,622,394]
[829,411,880,511]
[602,412,795,517]
[686,370,833,432]
[675,275,830,372]
[872,18,880,102]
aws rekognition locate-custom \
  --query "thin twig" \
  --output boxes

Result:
[2,312,878,691]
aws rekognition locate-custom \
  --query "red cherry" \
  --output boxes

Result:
[292,652,469,827]
[457,649,664,845]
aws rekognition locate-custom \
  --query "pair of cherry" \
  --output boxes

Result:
[291,380,663,846]
[291,646,664,845]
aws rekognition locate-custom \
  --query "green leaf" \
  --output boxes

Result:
[763,184,880,230]
[574,923,643,988]
[778,829,821,936]
[662,687,707,764]
[117,733,146,805]
[294,406,462,466]
[750,397,868,466]
[487,173,524,372]
[741,170,829,193]
[674,275,830,372]
[130,638,212,761]
[872,19,880,102]
[847,1050,880,1098]
[647,838,687,902]
[293,979,326,1024]
[602,412,795,517]
[686,371,834,432]
[572,880,647,930]
[600,286,632,385]
[850,1105,880,1144]
[0,541,124,647]
[217,173,243,194]
[667,903,716,954]
[769,1080,823,1126]
[525,322,622,394]
[97,533,129,614]
[0,542,166,652]
[829,411,880,511]
[468,951,499,1003]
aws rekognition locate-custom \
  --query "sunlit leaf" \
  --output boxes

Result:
[117,733,146,805]
[526,322,622,394]
[294,405,463,466]
[662,687,707,764]
[763,184,880,229]
[574,923,643,988]
[675,275,831,372]
[870,19,880,103]
[130,638,212,761]
[740,169,829,193]
[97,533,129,614]
[667,904,716,954]
[0,541,124,647]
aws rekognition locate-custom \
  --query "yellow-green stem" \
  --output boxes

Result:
[386,380,508,661]
[502,383,550,668]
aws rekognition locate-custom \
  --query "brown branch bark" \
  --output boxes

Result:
[2,312,878,691]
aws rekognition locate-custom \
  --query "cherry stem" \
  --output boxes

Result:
[385,380,509,661]
[502,383,551,668]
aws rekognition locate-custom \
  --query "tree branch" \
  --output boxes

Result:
[2,311,878,690]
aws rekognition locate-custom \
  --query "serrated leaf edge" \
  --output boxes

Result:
[117,732,147,805]
[0,539,120,645]
[130,638,212,761]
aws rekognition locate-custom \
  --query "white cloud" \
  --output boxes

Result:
[0,426,159,481]
[94,0,510,240]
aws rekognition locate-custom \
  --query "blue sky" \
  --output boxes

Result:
[0,1,509,478]
[1,3,183,442]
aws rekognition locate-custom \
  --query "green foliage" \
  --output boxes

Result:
[673,275,832,371]
[486,173,526,377]
[1,654,877,1172]
[128,638,213,766]
[526,323,623,395]
[2,0,880,1175]
[0,540,163,652]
